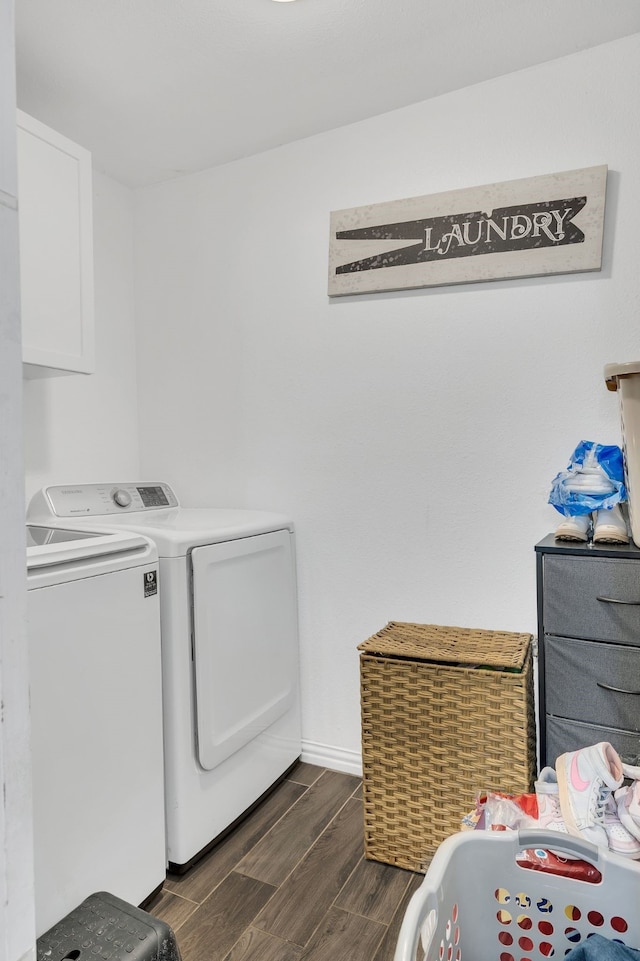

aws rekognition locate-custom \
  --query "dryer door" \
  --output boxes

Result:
[190,529,299,771]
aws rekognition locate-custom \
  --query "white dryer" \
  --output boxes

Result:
[28,483,302,872]
[26,523,166,935]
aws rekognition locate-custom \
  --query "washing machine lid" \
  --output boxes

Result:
[26,524,154,572]
[27,484,294,557]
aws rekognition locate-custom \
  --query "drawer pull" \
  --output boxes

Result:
[596,595,640,606]
[597,681,640,696]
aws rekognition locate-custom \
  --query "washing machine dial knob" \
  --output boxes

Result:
[113,488,132,508]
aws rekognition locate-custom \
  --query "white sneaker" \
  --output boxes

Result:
[615,782,640,841]
[593,504,629,544]
[555,513,591,542]
[534,767,568,833]
[604,795,640,858]
[556,742,624,846]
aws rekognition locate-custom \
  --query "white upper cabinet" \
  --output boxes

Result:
[17,109,94,374]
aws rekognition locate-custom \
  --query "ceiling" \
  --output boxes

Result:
[15,0,640,188]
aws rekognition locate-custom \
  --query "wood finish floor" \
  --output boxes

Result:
[146,762,423,961]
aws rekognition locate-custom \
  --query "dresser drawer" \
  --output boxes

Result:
[545,634,640,731]
[545,715,640,769]
[543,554,640,644]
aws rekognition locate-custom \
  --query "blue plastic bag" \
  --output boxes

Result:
[549,440,627,517]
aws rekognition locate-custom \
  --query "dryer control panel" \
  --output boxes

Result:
[32,483,179,517]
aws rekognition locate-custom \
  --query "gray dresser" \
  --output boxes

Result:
[536,534,640,768]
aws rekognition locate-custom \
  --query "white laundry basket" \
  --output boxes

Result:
[394,829,640,961]
[605,361,640,547]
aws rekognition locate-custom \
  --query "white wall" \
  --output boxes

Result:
[134,34,640,772]
[23,170,140,506]
[1,0,36,956]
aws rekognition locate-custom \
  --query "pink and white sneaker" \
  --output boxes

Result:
[556,742,624,846]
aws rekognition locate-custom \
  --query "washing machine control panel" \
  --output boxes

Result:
[36,483,180,517]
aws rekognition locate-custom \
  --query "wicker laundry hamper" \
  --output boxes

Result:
[358,622,536,873]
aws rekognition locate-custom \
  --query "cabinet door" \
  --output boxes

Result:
[17,110,94,373]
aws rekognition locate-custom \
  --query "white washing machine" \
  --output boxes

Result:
[26,523,166,936]
[28,483,302,872]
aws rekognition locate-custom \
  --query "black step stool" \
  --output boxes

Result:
[36,891,181,961]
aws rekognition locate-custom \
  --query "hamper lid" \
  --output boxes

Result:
[357,621,531,669]
[605,361,640,392]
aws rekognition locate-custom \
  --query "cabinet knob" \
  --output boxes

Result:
[596,595,640,606]
[597,681,640,696]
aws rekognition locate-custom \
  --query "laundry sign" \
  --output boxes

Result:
[328,165,607,297]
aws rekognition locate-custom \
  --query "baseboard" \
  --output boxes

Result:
[17,948,36,961]
[300,740,363,777]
